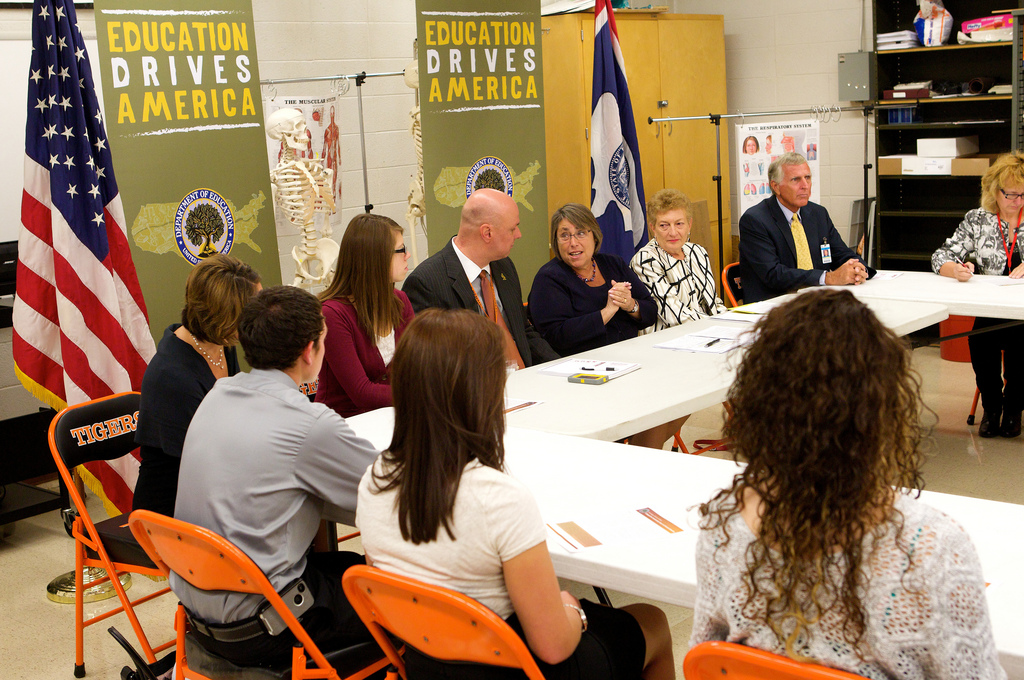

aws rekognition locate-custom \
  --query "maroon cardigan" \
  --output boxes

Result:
[315,290,414,418]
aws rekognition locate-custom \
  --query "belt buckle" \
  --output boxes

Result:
[187,612,212,639]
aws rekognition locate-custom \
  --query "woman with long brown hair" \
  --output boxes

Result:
[357,309,675,680]
[691,289,1003,679]
[315,213,413,417]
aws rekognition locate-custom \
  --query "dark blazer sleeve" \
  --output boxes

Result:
[493,258,559,366]
[528,260,609,355]
[739,200,823,300]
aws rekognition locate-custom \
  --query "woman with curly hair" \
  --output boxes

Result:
[690,289,1004,679]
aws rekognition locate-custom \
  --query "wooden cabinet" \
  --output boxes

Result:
[873,0,1019,271]
[541,11,730,276]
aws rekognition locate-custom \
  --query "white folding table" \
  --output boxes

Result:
[846,270,1024,320]
[344,409,1024,677]
[503,296,947,441]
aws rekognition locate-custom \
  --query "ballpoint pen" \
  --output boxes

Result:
[704,338,721,348]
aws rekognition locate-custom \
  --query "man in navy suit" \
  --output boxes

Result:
[403,188,558,367]
[739,152,871,303]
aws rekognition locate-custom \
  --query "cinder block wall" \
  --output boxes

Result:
[674,0,876,244]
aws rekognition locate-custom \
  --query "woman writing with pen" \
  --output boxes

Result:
[932,151,1024,438]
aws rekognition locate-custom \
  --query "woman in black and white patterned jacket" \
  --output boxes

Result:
[932,151,1024,438]
[629,189,727,333]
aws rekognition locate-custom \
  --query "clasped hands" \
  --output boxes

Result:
[606,280,635,312]
[824,259,868,286]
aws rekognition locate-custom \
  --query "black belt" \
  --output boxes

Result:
[185,609,270,644]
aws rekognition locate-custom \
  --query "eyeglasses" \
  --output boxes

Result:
[1001,189,1024,201]
[394,245,407,254]
[556,230,591,244]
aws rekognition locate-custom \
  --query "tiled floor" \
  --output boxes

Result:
[2,346,1019,679]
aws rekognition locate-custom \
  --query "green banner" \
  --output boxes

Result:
[94,0,281,340]
[417,0,548,297]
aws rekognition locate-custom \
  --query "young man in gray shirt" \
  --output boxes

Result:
[172,285,378,666]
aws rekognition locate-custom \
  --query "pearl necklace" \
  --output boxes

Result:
[191,333,225,370]
[575,257,597,283]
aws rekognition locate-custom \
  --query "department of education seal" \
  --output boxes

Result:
[466,156,514,198]
[174,189,235,265]
[608,143,631,209]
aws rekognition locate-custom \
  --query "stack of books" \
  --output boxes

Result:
[878,30,920,51]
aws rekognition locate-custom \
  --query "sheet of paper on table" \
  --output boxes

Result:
[716,310,760,323]
[537,359,640,379]
[982,277,1024,287]
[733,299,784,314]
[654,324,752,353]
[547,507,685,552]
[869,271,903,281]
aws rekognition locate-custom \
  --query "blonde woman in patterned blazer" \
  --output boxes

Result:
[629,189,727,334]
[932,151,1024,439]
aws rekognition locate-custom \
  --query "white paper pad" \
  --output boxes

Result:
[537,359,640,379]
[654,334,741,353]
[870,271,904,281]
[981,277,1024,287]
[547,507,684,552]
[716,311,760,323]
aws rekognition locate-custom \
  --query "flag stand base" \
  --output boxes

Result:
[46,567,132,604]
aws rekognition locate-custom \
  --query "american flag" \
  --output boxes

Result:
[14,0,155,513]
[590,0,648,262]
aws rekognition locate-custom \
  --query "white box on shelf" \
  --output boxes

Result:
[902,156,952,175]
[916,136,980,158]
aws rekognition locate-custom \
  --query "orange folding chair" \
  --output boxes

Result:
[684,641,864,679]
[721,262,743,308]
[342,564,545,680]
[48,392,173,677]
[128,510,387,680]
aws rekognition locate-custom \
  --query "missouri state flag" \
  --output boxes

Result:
[15,0,156,514]
[591,0,647,261]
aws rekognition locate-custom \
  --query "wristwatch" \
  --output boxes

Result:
[564,602,588,632]
[629,300,639,314]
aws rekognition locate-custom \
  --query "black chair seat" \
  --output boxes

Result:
[184,633,386,679]
[86,514,157,569]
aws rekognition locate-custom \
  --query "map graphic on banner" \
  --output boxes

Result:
[417,0,549,294]
[94,0,281,338]
[736,119,819,219]
[264,95,344,230]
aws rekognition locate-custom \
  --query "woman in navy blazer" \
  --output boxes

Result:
[315,213,414,418]
[529,204,656,356]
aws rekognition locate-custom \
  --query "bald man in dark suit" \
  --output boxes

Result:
[403,189,558,367]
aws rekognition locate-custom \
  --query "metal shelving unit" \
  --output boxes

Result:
[874,0,1021,271]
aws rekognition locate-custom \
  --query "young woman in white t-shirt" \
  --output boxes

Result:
[357,308,676,680]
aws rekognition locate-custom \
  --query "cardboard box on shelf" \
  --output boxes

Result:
[951,154,999,176]
[917,136,980,158]
[878,155,911,175]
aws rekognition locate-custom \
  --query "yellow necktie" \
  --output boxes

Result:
[790,213,814,270]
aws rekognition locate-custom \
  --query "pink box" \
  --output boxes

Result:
[961,14,1012,33]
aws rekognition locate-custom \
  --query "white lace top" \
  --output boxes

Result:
[375,329,396,366]
[691,494,1005,680]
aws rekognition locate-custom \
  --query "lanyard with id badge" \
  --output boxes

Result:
[820,238,832,265]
